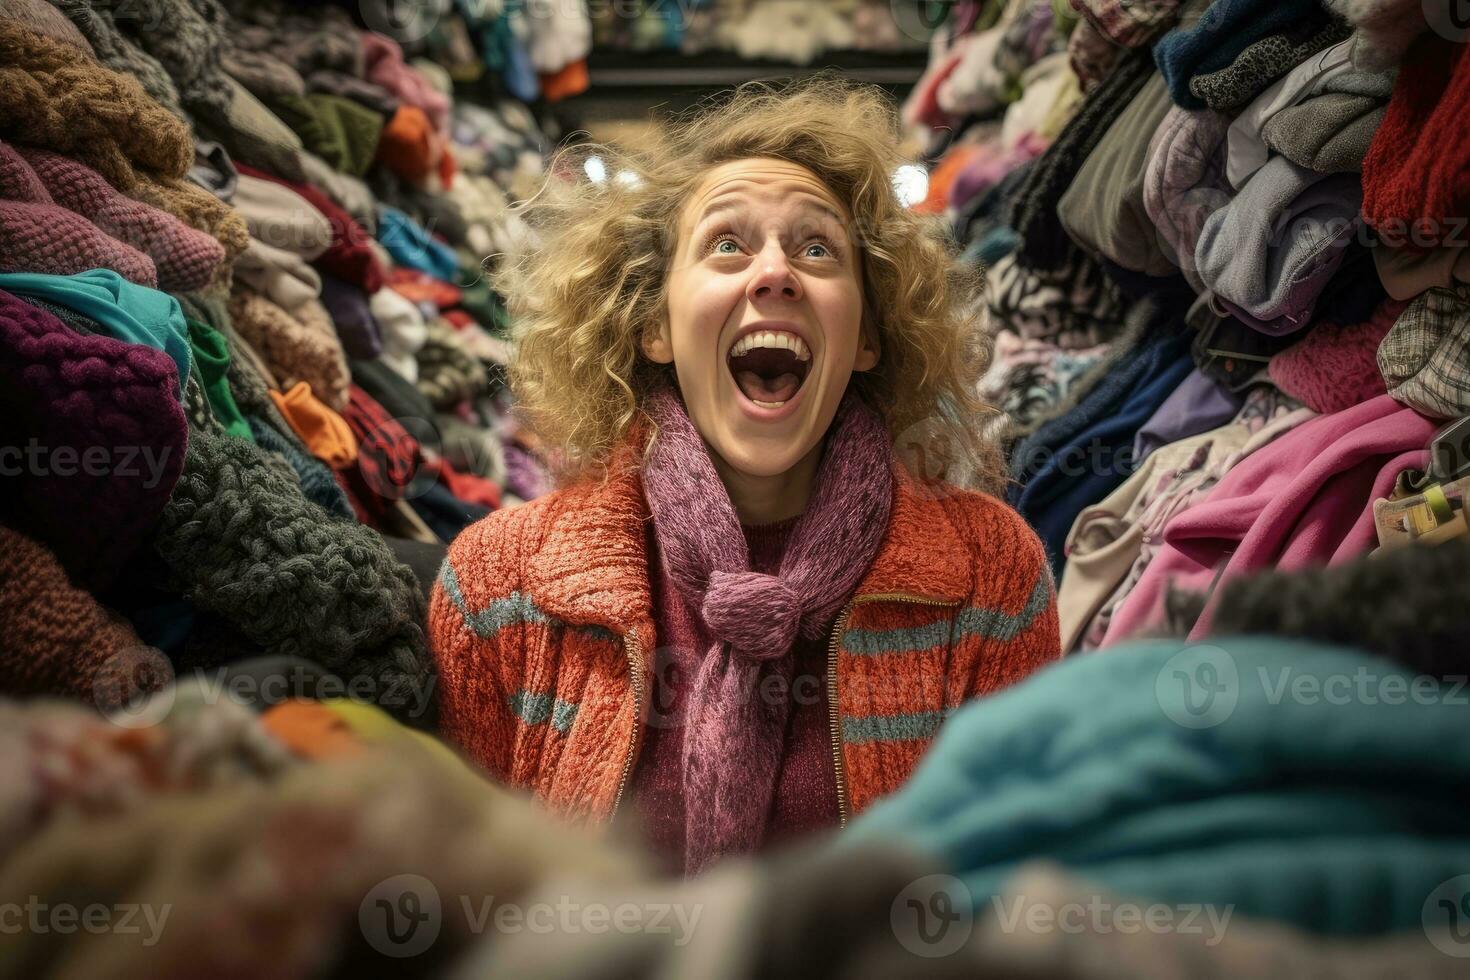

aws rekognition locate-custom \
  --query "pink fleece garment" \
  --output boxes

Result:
[1101,394,1434,646]
[361,32,450,134]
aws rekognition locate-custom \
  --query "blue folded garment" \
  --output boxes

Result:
[376,206,460,283]
[1011,316,1194,575]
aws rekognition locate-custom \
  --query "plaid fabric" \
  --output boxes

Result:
[1378,284,1470,419]
[339,383,425,524]
[1071,0,1182,49]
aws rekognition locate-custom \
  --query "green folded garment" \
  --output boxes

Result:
[456,277,511,335]
[186,316,254,441]
[269,93,384,177]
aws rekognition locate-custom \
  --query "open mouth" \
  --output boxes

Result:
[726,330,812,409]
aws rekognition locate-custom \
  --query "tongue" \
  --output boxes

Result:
[736,370,801,404]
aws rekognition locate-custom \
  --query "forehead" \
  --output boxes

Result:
[680,158,850,226]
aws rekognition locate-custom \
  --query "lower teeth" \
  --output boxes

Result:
[752,398,786,409]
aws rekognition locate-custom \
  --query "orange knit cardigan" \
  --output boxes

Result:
[429,463,1061,827]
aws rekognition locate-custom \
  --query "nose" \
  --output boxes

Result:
[746,242,802,303]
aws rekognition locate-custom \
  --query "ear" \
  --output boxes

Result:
[642,318,674,364]
[854,316,880,373]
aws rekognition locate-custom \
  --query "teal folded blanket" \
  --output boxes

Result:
[846,638,1470,935]
[0,268,191,398]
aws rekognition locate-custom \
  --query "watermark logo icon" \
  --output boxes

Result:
[360,0,441,44]
[889,0,951,42]
[93,646,175,729]
[1156,645,1239,729]
[891,874,973,958]
[358,415,442,503]
[1426,0,1470,43]
[1423,875,1470,957]
[360,874,442,958]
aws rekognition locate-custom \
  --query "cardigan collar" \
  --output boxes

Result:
[525,460,975,637]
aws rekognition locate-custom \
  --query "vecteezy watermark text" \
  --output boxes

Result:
[1156,645,1469,730]
[358,875,702,958]
[0,899,170,947]
[0,441,174,489]
[990,893,1234,947]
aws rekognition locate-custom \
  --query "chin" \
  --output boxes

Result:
[710,430,816,479]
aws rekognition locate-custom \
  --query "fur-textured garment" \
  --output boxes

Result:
[642,385,892,873]
[1186,534,1470,680]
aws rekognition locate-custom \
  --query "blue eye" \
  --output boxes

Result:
[805,242,831,258]
[715,239,740,254]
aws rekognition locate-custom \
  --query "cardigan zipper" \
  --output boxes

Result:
[609,625,646,820]
[826,593,960,828]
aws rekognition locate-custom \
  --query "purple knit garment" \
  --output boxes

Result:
[0,289,186,589]
[641,384,893,873]
[319,274,384,360]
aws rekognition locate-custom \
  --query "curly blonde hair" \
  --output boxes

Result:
[497,76,1004,491]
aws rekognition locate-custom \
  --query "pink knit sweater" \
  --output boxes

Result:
[625,518,839,873]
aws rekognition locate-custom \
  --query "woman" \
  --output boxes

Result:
[430,79,1060,874]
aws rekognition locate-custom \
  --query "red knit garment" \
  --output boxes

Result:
[627,518,839,873]
[1362,34,1470,243]
[1267,298,1407,415]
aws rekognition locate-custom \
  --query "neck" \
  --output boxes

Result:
[709,440,823,525]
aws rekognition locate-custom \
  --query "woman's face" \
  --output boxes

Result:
[646,157,878,480]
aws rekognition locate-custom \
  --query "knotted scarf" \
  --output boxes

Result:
[642,384,893,872]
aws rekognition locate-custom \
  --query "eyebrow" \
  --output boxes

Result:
[690,196,849,235]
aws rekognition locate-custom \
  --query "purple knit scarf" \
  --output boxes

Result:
[642,384,893,873]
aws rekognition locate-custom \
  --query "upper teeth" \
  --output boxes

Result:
[730,330,811,361]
